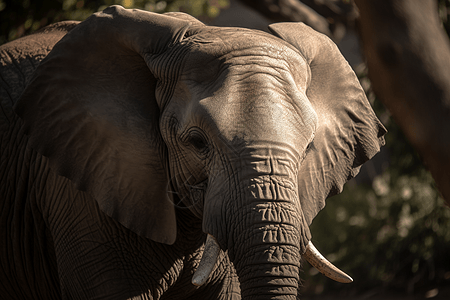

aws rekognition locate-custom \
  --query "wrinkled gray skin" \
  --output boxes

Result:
[0,5,385,300]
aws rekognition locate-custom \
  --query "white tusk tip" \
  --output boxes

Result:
[191,276,207,287]
[303,241,353,284]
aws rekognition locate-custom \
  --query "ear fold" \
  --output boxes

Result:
[269,22,386,225]
[14,6,196,244]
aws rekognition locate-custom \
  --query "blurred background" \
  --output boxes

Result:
[2,0,450,298]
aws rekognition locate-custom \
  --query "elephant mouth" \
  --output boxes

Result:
[191,234,353,286]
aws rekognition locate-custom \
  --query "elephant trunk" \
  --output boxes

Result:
[201,145,311,298]
[203,146,310,299]
[198,145,352,297]
[229,175,304,299]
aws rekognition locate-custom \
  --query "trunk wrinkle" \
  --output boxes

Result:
[202,144,311,299]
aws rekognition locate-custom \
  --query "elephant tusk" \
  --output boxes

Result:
[192,234,220,286]
[303,241,353,283]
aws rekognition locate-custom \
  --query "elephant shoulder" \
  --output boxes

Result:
[0,21,79,127]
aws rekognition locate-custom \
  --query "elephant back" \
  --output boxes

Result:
[0,21,78,131]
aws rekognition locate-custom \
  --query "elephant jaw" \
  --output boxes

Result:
[191,235,352,286]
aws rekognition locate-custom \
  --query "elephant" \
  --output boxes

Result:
[0,5,386,300]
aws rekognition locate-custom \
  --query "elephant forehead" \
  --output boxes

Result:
[170,28,316,151]
[180,69,317,157]
[180,28,310,90]
[205,80,316,146]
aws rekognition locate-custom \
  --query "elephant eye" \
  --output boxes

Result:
[305,141,314,153]
[186,129,209,155]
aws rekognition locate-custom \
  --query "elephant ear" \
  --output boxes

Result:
[269,22,386,225]
[14,6,194,245]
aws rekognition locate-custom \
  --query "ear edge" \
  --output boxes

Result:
[269,22,386,225]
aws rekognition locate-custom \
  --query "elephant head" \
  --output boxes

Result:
[15,6,385,299]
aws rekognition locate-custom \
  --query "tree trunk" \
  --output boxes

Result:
[355,0,450,205]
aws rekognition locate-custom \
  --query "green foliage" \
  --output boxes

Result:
[0,0,229,45]
[306,169,450,295]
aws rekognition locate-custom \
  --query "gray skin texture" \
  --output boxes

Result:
[0,5,385,300]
